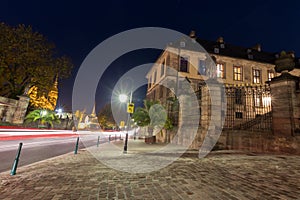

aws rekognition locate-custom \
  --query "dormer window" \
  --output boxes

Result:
[248,54,253,60]
[220,43,225,49]
[214,47,219,54]
[180,41,185,48]
[247,49,252,53]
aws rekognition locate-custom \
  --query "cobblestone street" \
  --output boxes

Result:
[0,140,299,200]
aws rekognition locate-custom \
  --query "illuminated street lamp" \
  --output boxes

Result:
[119,91,133,154]
[56,108,63,118]
[119,94,128,103]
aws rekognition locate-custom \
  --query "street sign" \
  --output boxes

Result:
[120,121,125,127]
[127,103,134,113]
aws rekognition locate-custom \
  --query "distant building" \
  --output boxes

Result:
[75,104,100,130]
[27,76,59,111]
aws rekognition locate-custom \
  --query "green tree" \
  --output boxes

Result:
[0,22,73,99]
[97,103,116,129]
[25,109,60,128]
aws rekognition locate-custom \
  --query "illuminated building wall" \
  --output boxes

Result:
[28,76,58,111]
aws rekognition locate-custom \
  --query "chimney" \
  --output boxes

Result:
[217,37,225,48]
[287,51,295,58]
[189,30,196,39]
[217,36,224,43]
[253,44,261,52]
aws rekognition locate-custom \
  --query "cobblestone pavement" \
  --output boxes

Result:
[0,140,299,200]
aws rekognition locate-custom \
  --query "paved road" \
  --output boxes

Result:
[0,140,299,200]
[0,134,113,173]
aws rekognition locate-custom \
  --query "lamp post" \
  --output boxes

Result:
[119,91,133,154]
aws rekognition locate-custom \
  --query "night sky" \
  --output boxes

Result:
[2,0,300,112]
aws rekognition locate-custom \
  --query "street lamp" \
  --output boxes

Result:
[56,108,63,118]
[119,91,133,154]
[119,94,128,103]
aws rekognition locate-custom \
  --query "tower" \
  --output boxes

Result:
[27,75,59,111]
[47,75,59,110]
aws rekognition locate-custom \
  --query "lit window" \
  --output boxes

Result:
[254,93,262,107]
[267,70,275,81]
[233,66,242,81]
[217,63,225,78]
[262,96,271,107]
[180,56,189,72]
[253,69,261,84]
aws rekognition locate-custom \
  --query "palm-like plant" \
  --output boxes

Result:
[25,109,60,128]
[132,100,173,142]
[132,99,160,129]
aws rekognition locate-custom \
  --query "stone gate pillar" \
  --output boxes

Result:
[199,78,225,154]
[270,51,299,136]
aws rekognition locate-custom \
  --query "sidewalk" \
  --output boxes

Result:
[0,139,299,199]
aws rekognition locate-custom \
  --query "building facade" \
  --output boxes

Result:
[146,31,300,150]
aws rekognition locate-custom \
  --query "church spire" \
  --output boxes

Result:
[91,103,96,117]
[53,74,58,88]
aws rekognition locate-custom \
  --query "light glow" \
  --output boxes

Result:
[119,94,128,103]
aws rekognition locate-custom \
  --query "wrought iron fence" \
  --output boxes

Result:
[223,84,272,131]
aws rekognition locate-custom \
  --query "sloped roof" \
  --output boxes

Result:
[168,37,273,64]
[167,35,300,69]
[196,38,276,64]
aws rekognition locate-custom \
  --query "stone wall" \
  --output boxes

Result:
[156,128,300,154]
[0,95,29,124]
[218,130,300,154]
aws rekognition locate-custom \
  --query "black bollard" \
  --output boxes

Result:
[74,137,79,154]
[115,134,117,141]
[10,143,23,175]
[120,134,121,140]
[109,135,111,143]
[97,136,100,147]
[123,133,128,154]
